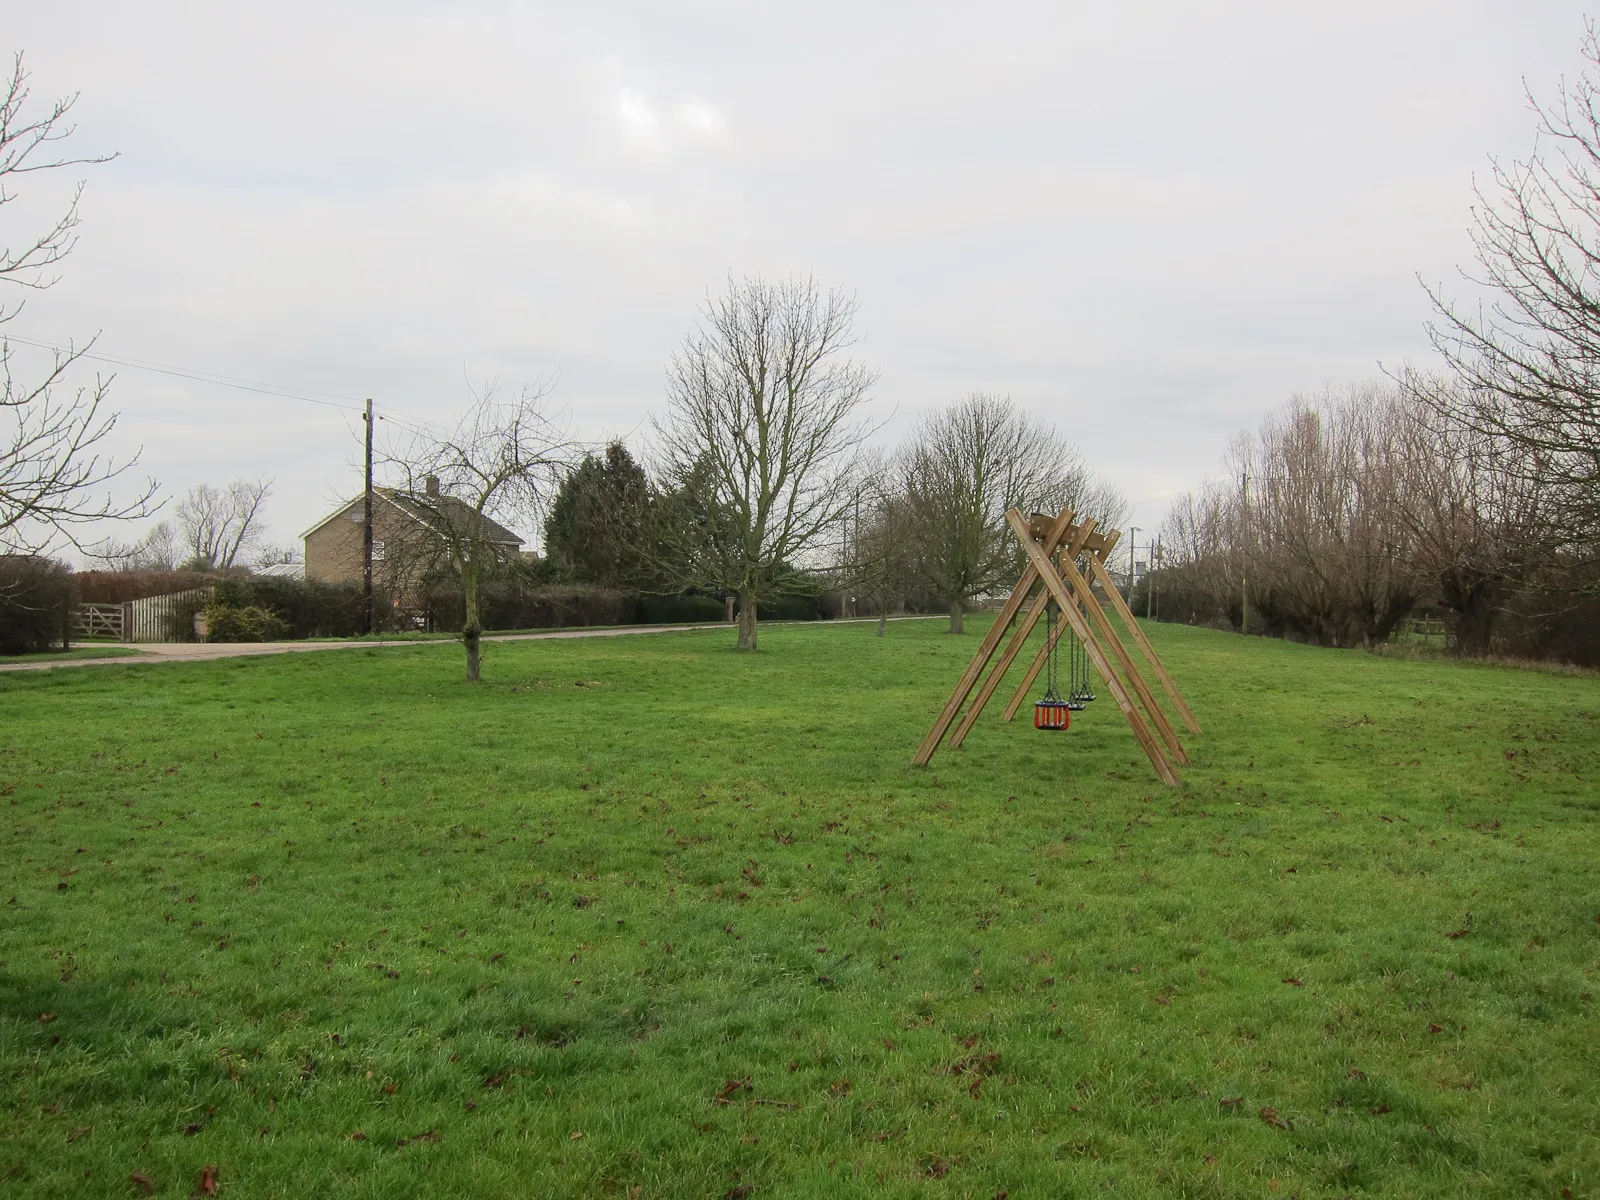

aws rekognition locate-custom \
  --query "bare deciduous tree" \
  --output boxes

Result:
[90,518,178,570]
[1422,22,1600,545]
[654,273,878,651]
[1,52,153,551]
[897,392,1124,633]
[175,478,273,570]
[832,451,912,636]
[1394,372,1553,653]
[386,384,575,681]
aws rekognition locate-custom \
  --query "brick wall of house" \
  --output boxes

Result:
[304,499,420,585]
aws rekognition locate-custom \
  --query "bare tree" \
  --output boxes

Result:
[1422,22,1600,545]
[1159,385,1429,647]
[897,393,1124,633]
[1393,372,1553,653]
[1,52,153,551]
[90,518,178,570]
[653,273,878,651]
[832,450,913,636]
[386,383,575,681]
[174,478,272,570]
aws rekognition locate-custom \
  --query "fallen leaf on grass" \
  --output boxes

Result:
[183,1123,204,1137]
[1258,1106,1292,1130]
[347,1131,367,1141]
[129,1172,154,1195]
[569,1130,584,1140]
[1428,1023,1444,1034]
[1219,1096,1243,1108]
[723,1186,753,1200]
[714,1077,752,1105]
[920,1155,951,1179]
[199,1164,218,1196]
[1347,1068,1367,1082]
[1369,1104,1392,1115]
[396,1129,441,1147]
[65,1126,90,1143]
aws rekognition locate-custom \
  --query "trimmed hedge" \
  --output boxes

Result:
[0,556,76,656]
[74,569,219,604]
[211,577,377,639]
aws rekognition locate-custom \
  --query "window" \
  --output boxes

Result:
[372,539,386,561]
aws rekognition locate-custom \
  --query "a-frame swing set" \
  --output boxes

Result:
[913,506,1200,785]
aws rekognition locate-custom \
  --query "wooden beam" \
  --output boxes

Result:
[911,506,1076,766]
[1005,509,1180,786]
[1085,550,1201,735]
[949,518,1098,748]
[1002,528,1123,721]
[1069,554,1188,766]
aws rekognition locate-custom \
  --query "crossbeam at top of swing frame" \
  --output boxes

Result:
[911,506,1200,786]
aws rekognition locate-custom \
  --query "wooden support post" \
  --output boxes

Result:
[948,518,1099,748]
[1086,550,1201,735]
[1003,529,1120,722]
[912,507,1076,766]
[1068,553,1188,766]
[1004,509,1180,786]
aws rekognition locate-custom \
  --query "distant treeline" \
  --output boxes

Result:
[1146,381,1600,666]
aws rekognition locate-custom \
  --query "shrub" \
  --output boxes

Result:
[0,556,76,655]
[202,604,290,643]
[212,576,379,638]
[631,593,727,624]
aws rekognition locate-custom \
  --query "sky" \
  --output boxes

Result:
[3,0,1594,560]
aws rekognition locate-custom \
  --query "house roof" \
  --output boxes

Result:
[300,489,525,547]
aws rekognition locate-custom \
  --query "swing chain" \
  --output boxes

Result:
[1042,597,1063,703]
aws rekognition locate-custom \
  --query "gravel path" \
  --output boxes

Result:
[0,623,735,673]
[0,618,926,673]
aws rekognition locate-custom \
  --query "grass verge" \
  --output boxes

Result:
[2,619,1597,1197]
[0,646,150,665]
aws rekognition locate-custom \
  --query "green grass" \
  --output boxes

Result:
[1,646,149,665]
[2,619,1597,1198]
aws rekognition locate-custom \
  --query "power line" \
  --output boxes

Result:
[3,332,368,413]
[1,331,449,436]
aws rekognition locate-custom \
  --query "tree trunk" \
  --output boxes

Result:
[463,566,483,681]
[948,597,964,634]
[737,589,758,650]
[1441,569,1501,657]
[877,612,886,637]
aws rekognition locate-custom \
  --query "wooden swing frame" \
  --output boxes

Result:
[912,506,1200,786]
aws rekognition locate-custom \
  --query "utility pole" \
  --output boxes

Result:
[363,397,374,636]
[1240,464,1249,636]
[1148,535,1160,620]
[1126,526,1139,603]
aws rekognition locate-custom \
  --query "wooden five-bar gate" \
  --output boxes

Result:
[69,587,213,643]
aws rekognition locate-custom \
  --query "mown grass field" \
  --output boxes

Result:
[2,618,1597,1198]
